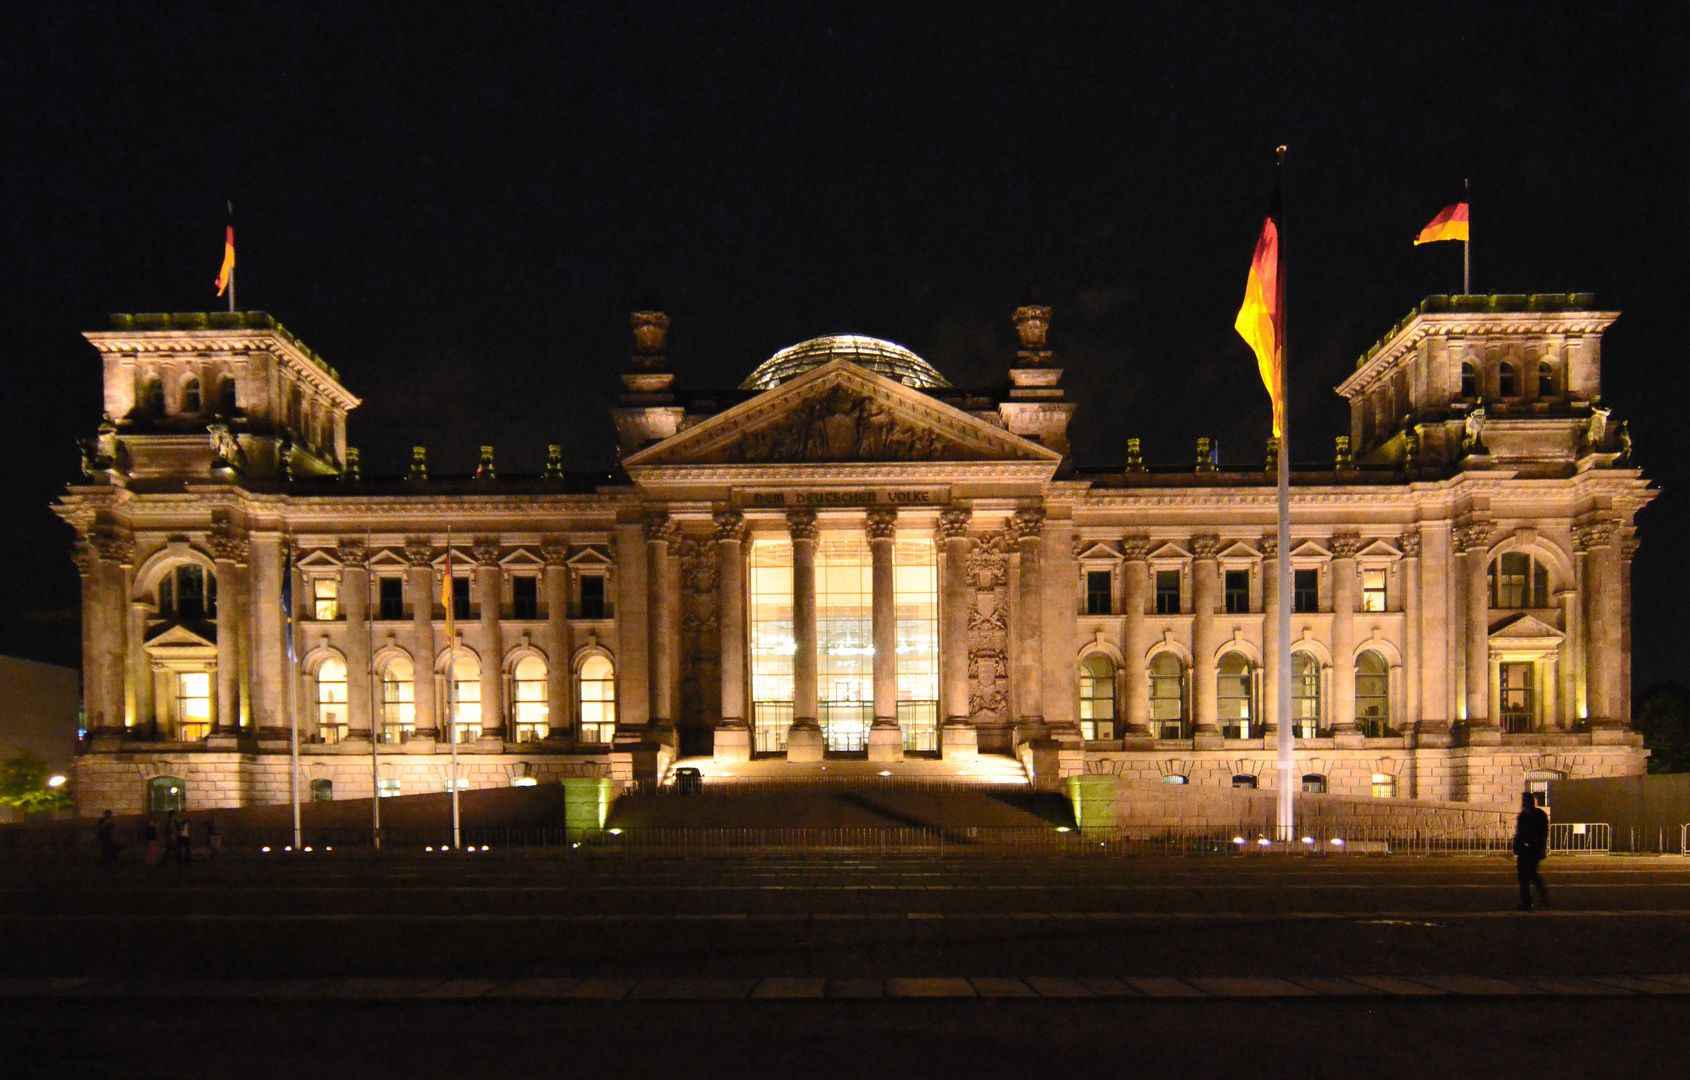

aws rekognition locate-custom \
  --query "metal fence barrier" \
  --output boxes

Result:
[1548,822,1610,854]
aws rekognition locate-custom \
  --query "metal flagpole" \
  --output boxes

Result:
[369,531,381,851]
[284,540,301,850]
[445,527,460,849]
[1274,146,1296,843]
[1462,178,1471,296]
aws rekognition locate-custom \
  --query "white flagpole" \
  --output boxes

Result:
[1274,146,1296,843]
[369,531,381,851]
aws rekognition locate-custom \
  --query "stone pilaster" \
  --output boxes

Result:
[786,509,823,762]
[336,538,369,742]
[1329,532,1362,747]
[1190,534,1221,748]
[1398,530,1425,741]
[541,540,572,741]
[712,511,751,763]
[866,508,903,762]
[1258,533,1280,741]
[644,516,680,734]
[474,540,503,740]
[1455,518,1497,742]
[1578,518,1624,729]
[938,509,977,758]
[1120,536,1153,740]
[403,539,438,739]
[1010,508,1047,742]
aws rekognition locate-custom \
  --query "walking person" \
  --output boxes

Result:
[142,816,160,866]
[174,814,193,864]
[96,810,123,866]
[1512,790,1551,910]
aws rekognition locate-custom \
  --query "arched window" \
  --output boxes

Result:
[1149,653,1186,739]
[1537,362,1554,397]
[577,654,615,743]
[1078,654,1116,740]
[146,776,187,814]
[1498,362,1517,397]
[1291,651,1321,738]
[512,655,549,742]
[1161,773,1188,785]
[1371,773,1397,799]
[1217,652,1253,738]
[1488,552,1550,608]
[1301,773,1328,794]
[1356,650,1391,736]
[182,378,201,414]
[380,658,415,742]
[217,378,237,415]
[449,654,481,742]
[310,778,334,802]
[1231,774,1258,789]
[1460,363,1478,399]
[141,377,165,415]
[158,564,209,621]
[315,658,348,744]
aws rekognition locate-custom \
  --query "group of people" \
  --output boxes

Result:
[95,809,220,866]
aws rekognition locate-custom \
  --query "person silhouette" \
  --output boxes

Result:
[1512,790,1550,910]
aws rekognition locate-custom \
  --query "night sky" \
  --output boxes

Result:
[3,4,1685,689]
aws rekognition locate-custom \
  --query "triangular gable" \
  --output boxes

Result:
[432,548,474,571]
[566,548,614,568]
[1075,540,1121,561]
[366,549,410,570]
[498,548,544,569]
[1148,541,1190,561]
[144,623,216,649]
[1357,538,1402,559]
[1218,540,1261,560]
[1290,539,1332,559]
[1489,612,1564,641]
[624,358,1060,467]
[296,549,343,569]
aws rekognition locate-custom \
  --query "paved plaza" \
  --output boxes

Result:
[6,852,1690,1076]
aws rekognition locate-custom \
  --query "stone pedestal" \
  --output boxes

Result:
[941,722,979,760]
[1192,729,1224,750]
[785,722,824,763]
[712,723,751,763]
[867,724,905,763]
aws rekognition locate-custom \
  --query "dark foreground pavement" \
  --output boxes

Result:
[6,852,1690,1077]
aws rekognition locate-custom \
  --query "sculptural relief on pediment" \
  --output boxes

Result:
[724,385,954,463]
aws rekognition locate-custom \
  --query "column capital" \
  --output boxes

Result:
[645,514,681,545]
[712,509,748,544]
[334,538,367,568]
[1257,534,1278,560]
[71,542,98,577]
[1397,528,1422,558]
[208,526,250,564]
[1121,534,1154,562]
[1008,508,1045,544]
[540,537,571,566]
[1329,532,1362,559]
[865,507,898,541]
[786,508,819,542]
[1454,518,1492,554]
[403,539,434,567]
[472,539,501,567]
[1189,534,1221,560]
[937,508,973,540]
[91,529,134,566]
[1573,516,1616,551]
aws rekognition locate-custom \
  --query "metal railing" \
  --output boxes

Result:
[1548,822,1610,854]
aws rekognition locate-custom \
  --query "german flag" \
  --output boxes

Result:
[214,225,236,295]
[1234,203,1284,437]
[1414,202,1469,245]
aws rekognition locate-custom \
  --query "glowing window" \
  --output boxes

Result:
[1371,773,1397,799]
[1079,654,1116,740]
[577,654,615,744]
[1356,650,1390,735]
[817,535,872,753]
[316,658,348,743]
[1150,652,1185,738]
[176,672,212,741]
[313,577,339,621]
[1161,774,1187,785]
[450,654,481,741]
[893,539,939,752]
[1501,661,1535,734]
[512,655,549,741]
[380,658,415,741]
[1217,652,1253,738]
[1489,552,1549,608]
[1361,568,1386,612]
[749,540,795,752]
[1291,651,1321,738]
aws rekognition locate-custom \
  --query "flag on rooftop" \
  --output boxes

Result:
[1414,201,1470,245]
[214,225,236,296]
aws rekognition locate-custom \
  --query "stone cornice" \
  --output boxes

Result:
[1337,308,1620,398]
[86,326,362,410]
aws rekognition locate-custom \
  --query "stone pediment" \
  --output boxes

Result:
[624,359,1059,468]
[1489,612,1563,642]
[144,623,217,651]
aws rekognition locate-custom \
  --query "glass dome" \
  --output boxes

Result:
[740,335,951,391]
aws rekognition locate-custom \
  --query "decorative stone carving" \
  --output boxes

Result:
[1121,535,1153,562]
[1013,304,1050,349]
[1258,534,1278,560]
[1574,518,1615,551]
[632,310,670,355]
[472,539,501,566]
[865,508,897,541]
[712,510,747,544]
[645,515,681,546]
[540,538,570,566]
[679,537,718,595]
[71,542,97,576]
[1329,532,1362,559]
[677,534,720,727]
[785,509,818,542]
[475,446,496,482]
[965,532,1008,589]
[1190,534,1222,560]
[937,508,972,540]
[1398,530,1422,558]
[731,385,948,463]
[1621,534,1640,560]
[92,530,133,565]
[1008,508,1045,544]
[408,446,428,482]
[542,445,565,480]
[208,526,250,564]
[1453,518,1492,554]
[403,539,434,567]
[1462,408,1487,454]
[1583,406,1611,454]
[208,423,245,474]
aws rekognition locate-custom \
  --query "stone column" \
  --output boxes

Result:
[404,540,438,739]
[1010,508,1046,742]
[866,508,903,762]
[541,539,571,740]
[1259,534,1281,741]
[1121,536,1153,740]
[786,509,824,762]
[1330,533,1362,746]
[474,541,503,741]
[1581,519,1624,729]
[209,535,245,737]
[938,509,977,758]
[1541,654,1559,732]
[249,533,284,733]
[78,536,129,739]
[71,542,102,734]
[1190,535,1221,748]
[1457,519,1497,742]
[712,511,751,763]
[1399,530,1423,737]
[337,539,370,742]
[645,516,679,735]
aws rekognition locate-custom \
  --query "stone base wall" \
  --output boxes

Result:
[74,751,616,815]
[1066,742,1647,810]
[1105,778,1514,836]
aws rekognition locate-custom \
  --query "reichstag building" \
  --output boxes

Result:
[59,295,1652,812]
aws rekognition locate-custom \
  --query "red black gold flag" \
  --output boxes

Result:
[1234,208,1284,437]
[214,225,236,295]
[1414,202,1469,245]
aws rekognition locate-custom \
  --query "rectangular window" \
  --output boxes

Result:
[176,671,212,740]
[1154,570,1181,615]
[512,576,539,620]
[313,577,339,621]
[451,576,471,620]
[579,575,606,619]
[1361,568,1387,612]
[1500,661,1535,734]
[1224,570,1250,614]
[1293,568,1319,613]
[817,536,872,753]
[378,777,402,798]
[894,540,939,753]
[1085,570,1113,616]
[378,577,405,620]
[749,541,795,753]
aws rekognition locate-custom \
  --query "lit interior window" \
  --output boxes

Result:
[316,658,348,743]
[512,655,549,741]
[577,654,615,743]
[1361,568,1387,612]
[314,577,339,620]
[749,540,795,752]
[381,658,415,741]
[450,654,481,741]
[176,671,212,741]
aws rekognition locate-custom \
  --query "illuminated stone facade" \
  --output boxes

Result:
[59,297,1653,814]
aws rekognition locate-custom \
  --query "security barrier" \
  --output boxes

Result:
[1548,822,1610,854]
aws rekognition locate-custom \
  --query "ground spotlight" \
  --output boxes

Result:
[47,775,66,788]
[1056,826,1072,833]
[303,846,313,852]
[1331,838,1346,846]
[261,846,271,853]
[1232,836,1246,845]
[608,828,623,836]
[1302,837,1315,844]
[284,845,293,852]
[1257,838,1272,846]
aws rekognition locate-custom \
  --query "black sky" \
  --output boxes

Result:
[3,2,1686,687]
